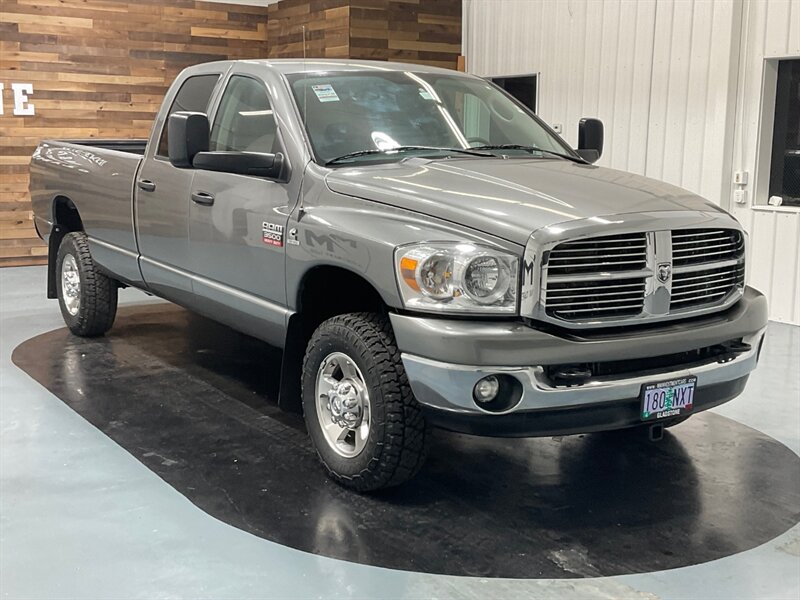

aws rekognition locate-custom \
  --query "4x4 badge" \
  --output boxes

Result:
[657,262,672,283]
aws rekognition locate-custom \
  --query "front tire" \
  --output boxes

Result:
[302,313,429,492]
[56,232,118,337]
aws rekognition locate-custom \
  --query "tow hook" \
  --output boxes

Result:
[717,340,752,363]
[722,340,751,354]
[648,423,664,442]
[550,366,592,387]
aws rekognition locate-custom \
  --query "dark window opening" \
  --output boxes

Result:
[769,59,800,207]
[156,74,220,158]
[491,75,537,112]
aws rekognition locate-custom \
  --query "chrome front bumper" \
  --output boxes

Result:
[392,287,768,436]
[401,327,764,416]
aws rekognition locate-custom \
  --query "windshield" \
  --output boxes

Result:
[287,70,575,165]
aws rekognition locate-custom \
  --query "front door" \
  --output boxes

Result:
[188,74,293,345]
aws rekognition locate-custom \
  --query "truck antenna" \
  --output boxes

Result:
[299,24,308,219]
[302,25,308,124]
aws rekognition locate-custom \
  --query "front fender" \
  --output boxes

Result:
[284,190,523,311]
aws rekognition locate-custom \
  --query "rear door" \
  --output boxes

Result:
[187,71,295,345]
[135,71,223,303]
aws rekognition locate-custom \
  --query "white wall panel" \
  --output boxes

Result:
[465,0,800,324]
[645,0,739,204]
[466,0,657,175]
[730,0,800,324]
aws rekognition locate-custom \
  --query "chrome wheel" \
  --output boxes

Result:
[315,352,371,458]
[61,254,81,316]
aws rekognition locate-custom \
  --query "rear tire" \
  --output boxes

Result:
[302,312,429,492]
[56,232,118,337]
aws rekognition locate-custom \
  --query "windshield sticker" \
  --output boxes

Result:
[418,88,434,100]
[311,84,340,103]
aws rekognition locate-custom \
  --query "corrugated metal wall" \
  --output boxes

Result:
[464,0,800,324]
[729,0,800,324]
[466,0,658,174]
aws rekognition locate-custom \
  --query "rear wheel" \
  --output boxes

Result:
[302,313,429,492]
[56,232,118,337]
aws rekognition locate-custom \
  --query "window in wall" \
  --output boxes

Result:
[156,74,219,158]
[210,76,277,153]
[491,75,537,112]
[768,59,800,207]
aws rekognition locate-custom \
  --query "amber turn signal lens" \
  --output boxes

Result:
[400,257,419,291]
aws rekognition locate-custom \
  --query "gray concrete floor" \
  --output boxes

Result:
[1,265,798,600]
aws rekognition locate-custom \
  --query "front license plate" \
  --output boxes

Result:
[640,376,697,421]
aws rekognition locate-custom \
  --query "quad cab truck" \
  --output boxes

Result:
[30,60,768,491]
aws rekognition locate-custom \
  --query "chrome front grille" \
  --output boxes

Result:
[546,233,647,275]
[671,229,744,266]
[531,226,746,327]
[670,263,746,310]
[545,277,646,319]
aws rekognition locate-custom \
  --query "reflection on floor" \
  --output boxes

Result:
[1,266,799,599]
[11,303,800,579]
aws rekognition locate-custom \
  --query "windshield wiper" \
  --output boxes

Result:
[325,145,495,166]
[470,144,586,164]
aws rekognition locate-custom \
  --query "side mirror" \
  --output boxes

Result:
[168,112,209,168]
[193,151,285,179]
[576,118,604,164]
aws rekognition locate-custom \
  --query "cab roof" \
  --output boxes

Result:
[192,58,473,77]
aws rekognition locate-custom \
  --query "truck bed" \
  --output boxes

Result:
[58,139,148,155]
[29,138,147,285]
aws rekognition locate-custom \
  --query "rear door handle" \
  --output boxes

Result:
[191,191,215,206]
[137,179,156,192]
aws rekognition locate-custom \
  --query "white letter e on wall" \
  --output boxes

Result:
[12,83,35,116]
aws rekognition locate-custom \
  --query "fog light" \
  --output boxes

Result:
[473,375,500,403]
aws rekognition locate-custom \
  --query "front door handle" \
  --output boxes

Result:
[137,179,156,192]
[191,191,215,206]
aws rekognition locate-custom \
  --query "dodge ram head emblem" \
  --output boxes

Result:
[657,262,672,283]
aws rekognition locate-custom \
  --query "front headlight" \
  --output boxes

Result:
[395,243,519,314]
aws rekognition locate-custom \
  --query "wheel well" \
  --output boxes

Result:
[53,196,83,232]
[278,266,389,413]
[297,266,387,329]
[47,196,84,298]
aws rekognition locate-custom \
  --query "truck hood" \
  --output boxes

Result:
[325,157,725,245]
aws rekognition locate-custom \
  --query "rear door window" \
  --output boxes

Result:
[156,74,220,158]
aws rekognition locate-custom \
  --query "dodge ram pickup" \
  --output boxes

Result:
[30,59,768,491]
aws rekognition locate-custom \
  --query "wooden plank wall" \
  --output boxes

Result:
[0,0,461,268]
[267,0,461,68]
[267,0,350,59]
[0,0,268,267]
[349,0,461,69]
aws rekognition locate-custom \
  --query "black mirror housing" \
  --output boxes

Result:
[577,118,604,164]
[193,151,285,179]
[168,112,209,168]
[575,148,601,163]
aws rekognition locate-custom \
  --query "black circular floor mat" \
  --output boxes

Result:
[13,304,800,578]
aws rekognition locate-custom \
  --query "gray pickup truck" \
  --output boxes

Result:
[30,59,768,491]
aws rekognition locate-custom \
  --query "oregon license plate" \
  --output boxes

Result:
[640,376,697,421]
